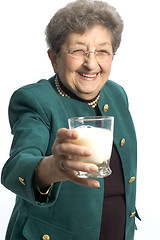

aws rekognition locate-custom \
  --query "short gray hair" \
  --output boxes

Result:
[45,0,124,53]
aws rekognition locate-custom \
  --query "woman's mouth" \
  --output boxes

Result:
[78,72,99,80]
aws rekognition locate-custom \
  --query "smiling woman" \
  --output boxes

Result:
[1,0,140,240]
[48,25,113,100]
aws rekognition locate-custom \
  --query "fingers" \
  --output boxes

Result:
[56,128,78,142]
[58,160,100,188]
[57,142,91,157]
[62,159,98,173]
[52,128,91,158]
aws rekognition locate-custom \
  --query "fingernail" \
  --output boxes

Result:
[71,130,78,139]
[89,164,98,172]
[94,182,100,188]
[84,149,92,156]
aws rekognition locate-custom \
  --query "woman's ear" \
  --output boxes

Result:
[47,49,58,73]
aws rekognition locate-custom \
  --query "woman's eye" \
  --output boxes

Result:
[71,50,85,56]
[73,49,84,53]
[98,50,109,54]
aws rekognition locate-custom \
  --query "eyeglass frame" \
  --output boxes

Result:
[63,48,115,62]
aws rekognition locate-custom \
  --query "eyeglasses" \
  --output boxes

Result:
[64,49,115,62]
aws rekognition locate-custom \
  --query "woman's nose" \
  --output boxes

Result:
[83,52,98,70]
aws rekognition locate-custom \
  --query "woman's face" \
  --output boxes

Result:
[48,25,113,100]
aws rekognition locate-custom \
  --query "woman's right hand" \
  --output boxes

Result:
[35,128,100,188]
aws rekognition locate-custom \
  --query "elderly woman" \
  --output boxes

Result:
[1,0,140,239]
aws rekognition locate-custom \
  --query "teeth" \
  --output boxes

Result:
[82,73,97,78]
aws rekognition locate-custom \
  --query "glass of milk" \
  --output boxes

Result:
[68,116,114,178]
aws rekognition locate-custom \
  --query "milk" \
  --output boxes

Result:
[72,126,113,165]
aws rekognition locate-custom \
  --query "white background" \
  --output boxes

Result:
[0,0,160,239]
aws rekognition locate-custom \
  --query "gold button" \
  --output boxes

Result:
[120,138,125,147]
[103,104,109,112]
[42,234,50,240]
[130,211,136,218]
[128,176,135,183]
[18,177,26,186]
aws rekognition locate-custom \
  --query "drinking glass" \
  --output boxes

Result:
[68,116,114,178]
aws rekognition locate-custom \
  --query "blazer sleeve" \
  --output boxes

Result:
[1,87,61,207]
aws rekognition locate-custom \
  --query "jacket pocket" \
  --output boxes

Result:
[23,216,74,240]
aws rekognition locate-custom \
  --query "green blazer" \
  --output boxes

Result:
[1,76,139,240]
